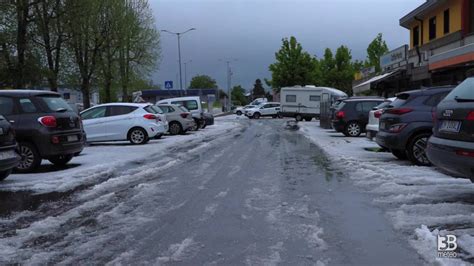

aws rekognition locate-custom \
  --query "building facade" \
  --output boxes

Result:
[353,0,474,96]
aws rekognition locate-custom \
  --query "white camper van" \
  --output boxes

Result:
[280,86,347,121]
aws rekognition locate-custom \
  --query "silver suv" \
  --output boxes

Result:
[157,104,196,134]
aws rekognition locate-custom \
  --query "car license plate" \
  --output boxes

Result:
[67,135,79,142]
[0,150,16,160]
[440,120,461,133]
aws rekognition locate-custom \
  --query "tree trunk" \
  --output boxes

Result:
[15,0,29,89]
[81,78,91,109]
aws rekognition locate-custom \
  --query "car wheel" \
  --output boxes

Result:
[16,142,41,173]
[169,122,183,135]
[48,154,73,166]
[128,128,148,145]
[236,111,242,116]
[391,149,407,160]
[0,169,12,181]
[344,122,362,137]
[253,113,261,119]
[295,114,303,121]
[192,119,199,131]
[407,132,432,166]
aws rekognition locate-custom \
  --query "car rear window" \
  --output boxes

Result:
[389,94,410,108]
[178,106,189,112]
[336,102,346,110]
[171,100,198,111]
[37,95,73,112]
[444,77,474,101]
[374,101,391,109]
[144,105,163,114]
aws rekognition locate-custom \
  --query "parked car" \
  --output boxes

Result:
[332,98,386,137]
[376,86,454,166]
[426,78,474,181]
[0,116,20,180]
[245,102,281,119]
[80,103,168,144]
[157,97,204,130]
[366,97,396,140]
[157,104,195,135]
[234,105,256,116]
[203,112,214,128]
[0,90,85,172]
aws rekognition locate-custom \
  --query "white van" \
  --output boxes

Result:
[280,86,347,121]
[157,96,204,129]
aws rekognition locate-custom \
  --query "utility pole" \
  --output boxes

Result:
[184,60,192,90]
[161,28,196,95]
[219,59,237,112]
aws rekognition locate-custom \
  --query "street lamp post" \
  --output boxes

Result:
[161,28,196,94]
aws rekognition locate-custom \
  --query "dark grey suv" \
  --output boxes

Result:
[376,86,454,166]
[427,78,474,182]
[0,90,85,172]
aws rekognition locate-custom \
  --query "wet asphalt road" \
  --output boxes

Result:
[0,118,423,265]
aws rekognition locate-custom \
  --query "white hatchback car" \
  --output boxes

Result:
[366,97,395,140]
[80,103,168,144]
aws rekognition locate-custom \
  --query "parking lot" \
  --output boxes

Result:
[0,115,472,265]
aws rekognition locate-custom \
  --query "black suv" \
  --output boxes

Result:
[376,86,454,166]
[0,116,20,180]
[427,78,474,181]
[0,90,85,172]
[332,98,386,137]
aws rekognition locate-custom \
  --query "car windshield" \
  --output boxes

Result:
[444,77,474,101]
[37,95,73,112]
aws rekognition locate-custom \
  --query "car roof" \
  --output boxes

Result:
[0,89,60,97]
[92,102,152,108]
[157,96,200,102]
[343,97,385,102]
[396,86,455,97]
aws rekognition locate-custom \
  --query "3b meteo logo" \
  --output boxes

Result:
[437,234,457,258]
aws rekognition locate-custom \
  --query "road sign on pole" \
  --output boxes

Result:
[165,81,173,89]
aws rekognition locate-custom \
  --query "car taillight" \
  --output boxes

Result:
[386,108,413,115]
[38,116,57,127]
[335,111,345,119]
[374,110,383,119]
[456,150,474,157]
[388,123,407,133]
[180,113,189,118]
[466,111,474,121]
[143,114,156,120]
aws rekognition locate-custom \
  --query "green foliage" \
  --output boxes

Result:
[252,79,266,97]
[268,36,317,92]
[189,75,218,89]
[314,46,355,95]
[231,85,247,106]
[366,33,389,73]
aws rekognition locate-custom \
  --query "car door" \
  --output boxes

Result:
[260,104,271,115]
[0,96,22,136]
[80,106,108,141]
[105,106,137,140]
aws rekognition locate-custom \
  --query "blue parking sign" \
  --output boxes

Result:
[165,81,173,89]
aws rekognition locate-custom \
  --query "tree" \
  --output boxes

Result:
[231,85,247,105]
[64,0,105,109]
[317,46,355,95]
[189,75,217,89]
[252,79,265,98]
[32,0,66,91]
[268,36,316,92]
[366,33,389,73]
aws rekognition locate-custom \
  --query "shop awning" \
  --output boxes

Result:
[352,71,397,95]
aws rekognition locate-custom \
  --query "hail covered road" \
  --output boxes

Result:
[0,117,423,265]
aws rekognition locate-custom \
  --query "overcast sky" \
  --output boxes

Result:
[149,0,425,92]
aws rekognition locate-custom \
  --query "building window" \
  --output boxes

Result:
[429,16,437,40]
[286,95,296,102]
[413,26,420,47]
[444,9,450,34]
